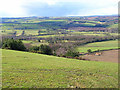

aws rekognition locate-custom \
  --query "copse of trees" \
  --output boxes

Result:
[29,44,80,58]
[29,46,39,53]
[45,35,118,44]
[2,38,53,55]
[39,44,52,55]
[2,38,26,51]
[29,44,53,55]
[65,50,79,58]
[1,38,79,58]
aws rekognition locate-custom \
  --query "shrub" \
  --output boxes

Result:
[29,46,39,53]
[97,49,100,52]
[87,49,92,53]
[55,48,67,56]
[2,38,26,51]
[65,50,79,58]
[39,44,52,55]
[29,44,53,55]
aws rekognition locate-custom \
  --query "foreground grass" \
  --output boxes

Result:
[76,40,118,53]
[2,49,118,88]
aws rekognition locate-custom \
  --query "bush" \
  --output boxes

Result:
[2,38,26,51]
[87,49,92,53]
[29,46,39,53]
[29,44,53,55]
[65,50,79,58]
[39,44,52,55]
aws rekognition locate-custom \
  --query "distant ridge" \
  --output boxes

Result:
[1,15,118,19]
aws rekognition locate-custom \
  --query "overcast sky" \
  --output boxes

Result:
[0,0,119,17]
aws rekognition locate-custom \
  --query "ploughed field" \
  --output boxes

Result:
[2,49,118,88]
[83,49,118,63]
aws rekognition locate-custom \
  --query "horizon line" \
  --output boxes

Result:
[1,14,118,18]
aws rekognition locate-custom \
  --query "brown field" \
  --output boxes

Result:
[83,49,119,63]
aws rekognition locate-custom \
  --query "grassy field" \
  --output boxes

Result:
[108,24,118,28]
[31,42,49,46]
[1,30,39,36]
[76,40,118,53]
[72,31,118,36]
[2,49,118,88]
[22,40,48,46]
[72,32,105,36]
[1,28,118,38]
[22,40,34,44]
[80,23,96,26]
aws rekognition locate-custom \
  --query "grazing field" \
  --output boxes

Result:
[2,49,118,88]
[1,29,118,37]
[72,31,106,36]
[22,40,49,46]
[76,40,118,53]
[22,40,34,44]
[80,23,96,26]
[108,24,118,28]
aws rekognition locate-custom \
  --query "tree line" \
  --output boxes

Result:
[1,38,79,58]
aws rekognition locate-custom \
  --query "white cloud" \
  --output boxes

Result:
[44,0,58,5]
[0,0,59,17]
[67,0,118,16]
[0,0,119,17]
[0,0,28,17]
[90,6,118,15]
[69,6,118,16]
[25,0,58,5]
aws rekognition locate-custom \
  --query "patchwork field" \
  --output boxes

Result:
[2,49,118,88]
[108,24,118,28]
[76,40,118,53]
[1,29,118,37]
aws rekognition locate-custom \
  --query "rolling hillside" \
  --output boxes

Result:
[76,40,118,53]
[2,49,118,88]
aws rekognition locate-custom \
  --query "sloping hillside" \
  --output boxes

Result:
[2,49,118,88]
[76,40,118,53]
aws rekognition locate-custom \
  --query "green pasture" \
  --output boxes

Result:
[37,34,65,38]
[72,31,106,36]
[31,42,49,46]
[80,23,96,26]
[1,30,14,35]
[87,21,102,24]
[21,20,67,23]
[108,24,118,28]
[22,40,34,44]
[72,31,118,36]
[1,29,47,36]
[1,30,23,36]
[38,19,66,22]
[22,40,48,46]
[2,49,118,88]
[76,40,118,53]
[25,30,38,35]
